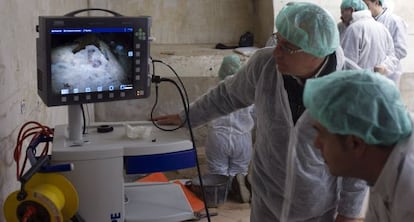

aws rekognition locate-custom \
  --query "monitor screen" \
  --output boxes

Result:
[37,16,151,106]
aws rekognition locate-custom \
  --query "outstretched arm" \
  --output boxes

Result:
[151,114,182,125]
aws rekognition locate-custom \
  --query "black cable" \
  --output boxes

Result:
[180,84,212,222]
[80,104,86,134]
[152,60,190,113]
[85,104,90,134]
[150,78,186,131]
[70,212,86,222]
[150,83,161,128]
[149,59,211,221]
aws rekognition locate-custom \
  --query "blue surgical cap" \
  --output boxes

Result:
[304,70,412,146]
[275,2,339,58]
[341,0,368,11]
[218,55,241,80]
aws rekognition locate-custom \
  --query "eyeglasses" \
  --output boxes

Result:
[272,33,304,55]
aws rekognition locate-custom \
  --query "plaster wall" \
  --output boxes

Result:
[0,0,414,221]
[88,0,267,46]
[0,1,88,220]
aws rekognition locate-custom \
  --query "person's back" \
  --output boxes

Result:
[341,10,395,70]
[340,0,398,81]
[363,0,407,86]
[205,65,255,177]
[205,103,255,203]
[364,0,407,60]
[205,55,255,203]
[205,105,255,182]
[376,8,407,59]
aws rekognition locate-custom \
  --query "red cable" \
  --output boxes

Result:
[14,121,53,180]
[21,205,37,222]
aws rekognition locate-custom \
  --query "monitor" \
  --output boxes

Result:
[36,15,151,107]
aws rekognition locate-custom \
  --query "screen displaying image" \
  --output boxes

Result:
[50,27,135,95]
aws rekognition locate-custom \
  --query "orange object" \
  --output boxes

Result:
[174,180,205,212]
[136,172,169,182]
[136,173,205,212]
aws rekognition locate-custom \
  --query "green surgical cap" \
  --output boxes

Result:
[218,55,241,80]
[275,2,339,58]
[304,70,412,146]
[340,0,368,10]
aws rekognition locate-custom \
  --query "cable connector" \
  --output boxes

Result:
[152,75,161,83]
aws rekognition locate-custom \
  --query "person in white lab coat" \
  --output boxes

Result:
[153,2,367,221]
[337,0,367,40]
[340,0,399,84]
[205,54,255,203]
[363,0,408,87]
[304,69,414,222]
[337,21,348,41]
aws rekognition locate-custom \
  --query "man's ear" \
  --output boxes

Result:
[346,135,367,158]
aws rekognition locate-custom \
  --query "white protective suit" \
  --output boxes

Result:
[341,10,399,83]
[179,47,367,221]
[337,22,348,41]
[205,104,255,176]
[375,7,408,86]
[365,116,414,222]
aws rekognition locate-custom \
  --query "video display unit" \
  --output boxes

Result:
[36,15,151,106]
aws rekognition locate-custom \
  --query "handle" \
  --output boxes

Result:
[185,180,193,187]
[64,8,123,17]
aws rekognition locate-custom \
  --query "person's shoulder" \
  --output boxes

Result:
[382,8,406,24]
[252,47,274,58]
[245,47,274,66]
[348,16,385,33]
[343,21,363,35]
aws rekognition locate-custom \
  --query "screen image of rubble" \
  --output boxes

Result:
[50,32,133,95]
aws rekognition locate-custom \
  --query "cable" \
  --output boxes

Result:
[21,205,37,222]
[151,60,190,117]
[80,104,86,134]
[14,121,53,180]
[150,77,186,131]
[149,59,212,222]
[85,104,91,134]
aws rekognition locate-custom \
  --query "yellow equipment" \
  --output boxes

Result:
[4,173,78,222]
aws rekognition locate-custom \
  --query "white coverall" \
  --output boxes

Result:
[179,47,367,221]
[341,10,399,83]
[337,22,348,41]
[375,7,408,86]
[365,116,414,222]
[205,104,255,176]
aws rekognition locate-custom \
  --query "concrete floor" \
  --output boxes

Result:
[197,202,250,222]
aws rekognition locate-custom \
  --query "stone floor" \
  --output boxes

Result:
[196,201,250,222]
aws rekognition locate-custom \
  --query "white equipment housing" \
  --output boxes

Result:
[52,121,196,221]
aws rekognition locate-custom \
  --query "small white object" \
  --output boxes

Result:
[125,124,152,139]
